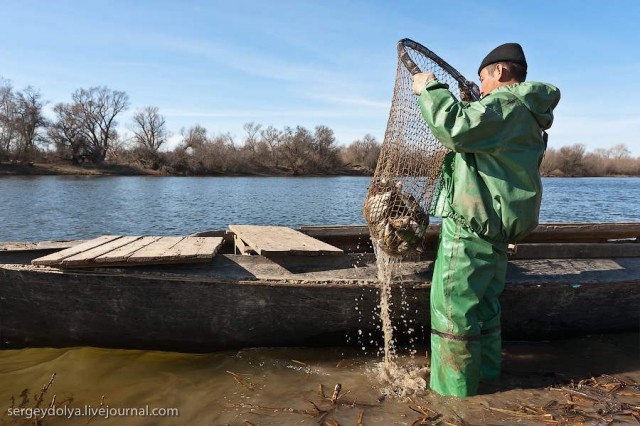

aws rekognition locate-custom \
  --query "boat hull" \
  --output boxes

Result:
[2,253,639,352]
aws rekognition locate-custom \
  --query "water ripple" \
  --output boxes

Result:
[0,176,638,241]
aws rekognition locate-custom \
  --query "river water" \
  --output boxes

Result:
[1,176,640,425]
[0,176,639,241]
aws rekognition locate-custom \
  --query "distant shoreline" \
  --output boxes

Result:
[1,162,639,178]
[0,162,159,176]
[0,162,372,177]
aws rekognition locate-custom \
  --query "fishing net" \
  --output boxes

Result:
[363,39,480,256]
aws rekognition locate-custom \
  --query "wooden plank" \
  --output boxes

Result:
[31,236,122,266]
[126,237,185,262]
[163,236,205,259]
[234,235,255,255]
[94,236,162,263]
[0,240,87,252]
[152,236,221,261]
[299,225,370,238]
[510,243,640,259]
[229,225,343,255]
[36,240,88,250]
[524,223,640,243]
[61,236,143,267]
[194,237,224,259]
[189,230,228,238]
[55,237,223,268]
[299,223,640,244]
[121,236,222,265]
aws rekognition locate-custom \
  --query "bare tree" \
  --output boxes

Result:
[13,86,48,160]
[176,126,240,174]
[242,122,262,153]
[131,106,169,154]
[341,134,381,173]
[207,133,236,173]
[0,79,17,160]
[72,86,129,163]
[280,126,314,174]
[559,143,586,176]
[312,125,339,171]
[540,147,563,176]
[107,133,132,163]
[48,103,88,165]
[259,125,282,167]
[181,124,208,150]
[608,143,631,160]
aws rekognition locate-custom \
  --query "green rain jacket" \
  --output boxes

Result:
[419,81,561,243]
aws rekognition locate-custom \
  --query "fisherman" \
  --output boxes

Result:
[411,43,561,397]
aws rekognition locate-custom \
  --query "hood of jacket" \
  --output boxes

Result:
[498,82,560,130]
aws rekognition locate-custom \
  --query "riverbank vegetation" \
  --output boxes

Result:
[0,79,638,177]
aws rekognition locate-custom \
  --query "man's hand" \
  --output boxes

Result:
[458,81,478,102]
[459,84,473,102]
[412,72,435,95]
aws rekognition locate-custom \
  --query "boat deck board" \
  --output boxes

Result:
[127,236,185,262]
[31,235,122,266]
[229,225,343,255]
[95,236,162,263]
[23,254,640,286]
[62,236,143,266]
[32,236,224,268]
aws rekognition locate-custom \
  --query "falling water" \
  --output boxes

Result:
[372,241,399,369]
[371,240,428,397]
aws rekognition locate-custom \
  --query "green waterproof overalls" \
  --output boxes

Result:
[418,80,561,396]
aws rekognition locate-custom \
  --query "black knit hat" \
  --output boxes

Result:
[478,42,527,75]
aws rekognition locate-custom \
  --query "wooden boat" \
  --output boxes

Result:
[1,223,639,352]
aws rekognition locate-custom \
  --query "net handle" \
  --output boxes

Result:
[397,38,481,101]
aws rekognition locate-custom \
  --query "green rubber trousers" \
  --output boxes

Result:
[429,216,508,397]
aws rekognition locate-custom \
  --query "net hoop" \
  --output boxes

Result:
[363,38,479,256]
[397,38,480,101]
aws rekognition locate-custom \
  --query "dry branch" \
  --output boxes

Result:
[226,370,254,391]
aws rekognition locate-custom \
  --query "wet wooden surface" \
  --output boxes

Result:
[230,225,343,255]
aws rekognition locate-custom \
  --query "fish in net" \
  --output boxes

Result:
[363,39,480,256]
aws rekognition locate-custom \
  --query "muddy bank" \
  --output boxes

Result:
[0,162,372,177]
[0,162,160,176]
[1,332,638,425]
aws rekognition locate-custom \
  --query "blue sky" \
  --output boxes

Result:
[1,0,639,154]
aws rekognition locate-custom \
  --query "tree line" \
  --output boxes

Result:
[0,78,638,177]
[0,78,380,175]
[120,123,381,176]
[540,143,640,177]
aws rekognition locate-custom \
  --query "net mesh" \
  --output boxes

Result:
[363,40,478,256]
